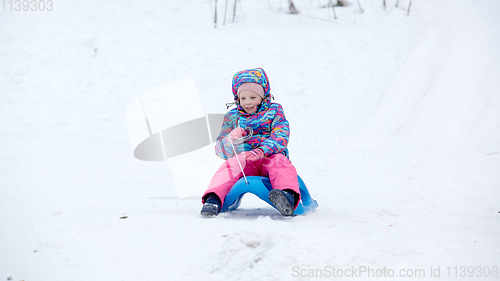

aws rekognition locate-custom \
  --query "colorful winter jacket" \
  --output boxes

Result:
[215,68,290,160]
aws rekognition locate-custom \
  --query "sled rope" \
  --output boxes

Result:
[229,138,249,185]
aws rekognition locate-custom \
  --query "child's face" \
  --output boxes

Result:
[239,90,263,114]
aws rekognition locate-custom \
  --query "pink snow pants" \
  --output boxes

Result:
[202,153,301,209]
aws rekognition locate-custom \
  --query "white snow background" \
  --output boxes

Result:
[1,0,499,280]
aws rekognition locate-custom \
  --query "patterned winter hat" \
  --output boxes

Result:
[232,68,271,102]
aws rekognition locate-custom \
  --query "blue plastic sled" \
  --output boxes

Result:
[220,175,318,216]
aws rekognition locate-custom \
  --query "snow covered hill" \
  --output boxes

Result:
[1,0,499,280]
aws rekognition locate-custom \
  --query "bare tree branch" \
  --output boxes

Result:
[357,0,364,13]
[288,0,299,14]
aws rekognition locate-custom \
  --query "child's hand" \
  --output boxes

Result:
[228,127,247,141]
[241,148,265,161]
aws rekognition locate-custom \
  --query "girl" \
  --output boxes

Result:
[201,68,301,217]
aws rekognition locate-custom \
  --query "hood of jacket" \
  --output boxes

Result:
[231,68,271,115]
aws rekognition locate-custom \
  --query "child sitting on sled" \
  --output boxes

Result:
[201,68,301,217]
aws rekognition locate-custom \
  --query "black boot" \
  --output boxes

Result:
[201,194,221,217]
[268,189,296,217]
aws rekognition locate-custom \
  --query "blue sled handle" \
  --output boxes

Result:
[220,175,319,216]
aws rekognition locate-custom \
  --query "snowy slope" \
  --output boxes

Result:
[1,0,499,280]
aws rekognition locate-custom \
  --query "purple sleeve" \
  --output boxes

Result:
[214,112,237,160]
[258,104,290,157]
